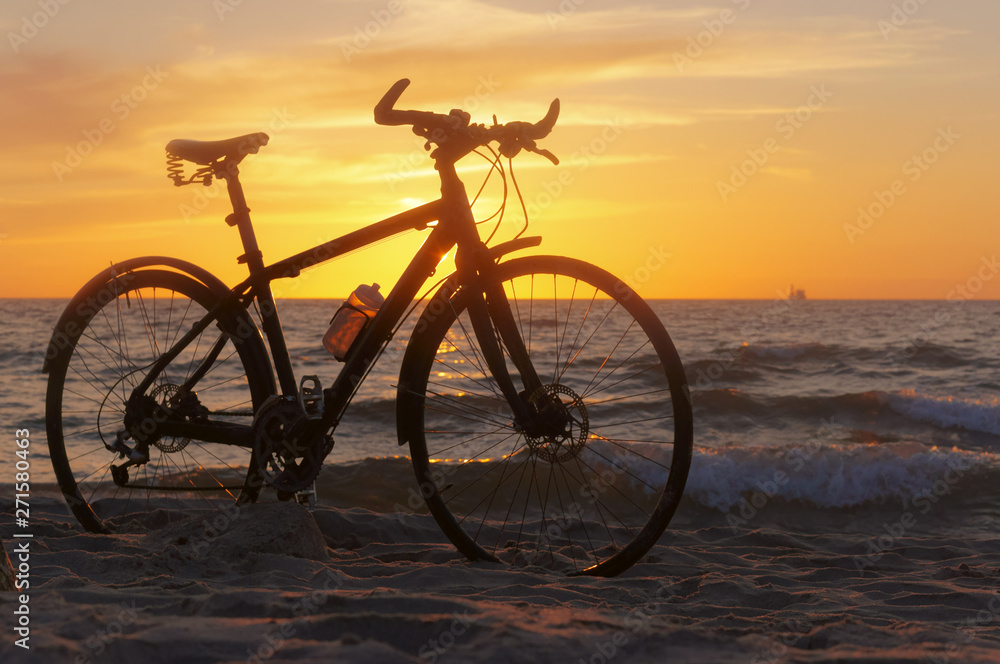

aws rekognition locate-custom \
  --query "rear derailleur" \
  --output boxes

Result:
[108,385,208,486]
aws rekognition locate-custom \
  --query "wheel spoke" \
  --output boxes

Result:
[47,270,268,533]
[404,257,692,576]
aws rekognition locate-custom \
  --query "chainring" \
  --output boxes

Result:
[252,396,331,493]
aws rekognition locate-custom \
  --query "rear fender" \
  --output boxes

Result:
[41,257,268,380]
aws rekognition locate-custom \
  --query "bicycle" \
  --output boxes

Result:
[43,79,693,576]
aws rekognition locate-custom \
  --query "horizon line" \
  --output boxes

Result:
[4,296,999,303]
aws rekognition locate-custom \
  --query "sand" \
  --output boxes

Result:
[2,490,999,664]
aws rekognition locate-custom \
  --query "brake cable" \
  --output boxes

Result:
[507,157,531,240]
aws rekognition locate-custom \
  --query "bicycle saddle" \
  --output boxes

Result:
[165,132,269,165]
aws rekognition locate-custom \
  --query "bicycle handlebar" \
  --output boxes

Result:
[374,78,561,164]
[374,78,417,126]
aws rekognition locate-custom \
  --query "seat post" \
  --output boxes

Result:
[215,160,298,395]
[216,161,264,274]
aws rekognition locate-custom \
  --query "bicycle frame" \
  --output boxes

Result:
[45,79,694,575]
[127,158,545,453]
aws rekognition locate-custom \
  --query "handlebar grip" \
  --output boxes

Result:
[374,78,411,125]
[530,99,560,139]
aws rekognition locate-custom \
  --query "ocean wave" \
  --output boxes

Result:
[685,358,762,383]
[314,443,1000,516]
[881,389,1000,436]
[739,341,831,362]
[687,342,898,382]
[691,388,769,416]
[23,443,1000,522]
[695,340,975,374]
[342,396,397,420]
[684,442,998,512]
[886,342,973,369]
[691,388,884,421]
[691,388,1000,439]
[687,343,837,379]
[685,443,1000,511]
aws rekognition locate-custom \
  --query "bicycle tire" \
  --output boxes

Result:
[45,268,275,533]
[397,255,693,576]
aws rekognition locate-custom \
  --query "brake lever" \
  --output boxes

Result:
[412,126,433,151]
[526,145,559,165]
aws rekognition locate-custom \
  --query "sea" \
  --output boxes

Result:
[4,295,999,663]
[2,297,999,524]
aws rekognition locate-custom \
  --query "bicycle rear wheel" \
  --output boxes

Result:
[397,256,693,576]
[45,268,275,533]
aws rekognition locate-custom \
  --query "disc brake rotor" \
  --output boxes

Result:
[524,384,589,463]
[148,383,191,453]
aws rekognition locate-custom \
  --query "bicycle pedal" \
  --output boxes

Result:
[298,375,323,420]
[294,482,318,511]
[110,463,130,487]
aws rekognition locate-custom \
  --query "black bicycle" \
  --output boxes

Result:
[43,79,693,576]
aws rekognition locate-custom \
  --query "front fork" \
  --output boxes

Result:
[461,246,562,438]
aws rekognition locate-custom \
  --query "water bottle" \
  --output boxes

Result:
[322,283,384,361]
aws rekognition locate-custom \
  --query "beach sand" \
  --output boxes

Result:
[2,478,999,664]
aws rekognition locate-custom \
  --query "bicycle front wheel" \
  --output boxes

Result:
[397,256,693,576]
[45,268,275,533]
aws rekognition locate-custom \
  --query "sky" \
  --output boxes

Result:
[0,0,998,299]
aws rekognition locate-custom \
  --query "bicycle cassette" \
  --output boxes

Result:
[252,396,332,493]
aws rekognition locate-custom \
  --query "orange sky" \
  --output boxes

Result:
[1,0,998,299]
